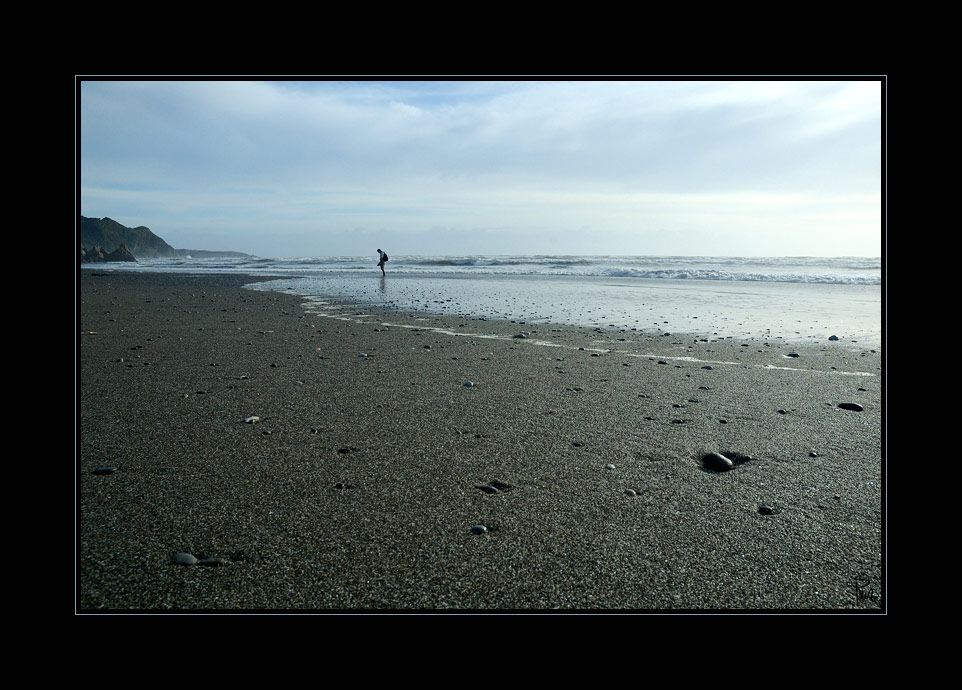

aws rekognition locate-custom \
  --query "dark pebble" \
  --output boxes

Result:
[170,552,198,566]
[838,402,864,411]
[92,466,116,475]
[471,525,488,535]
[702,452,734,471]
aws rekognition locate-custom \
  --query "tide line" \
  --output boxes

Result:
[300,300,875,378]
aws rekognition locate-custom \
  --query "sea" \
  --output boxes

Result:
[82,255,883,348]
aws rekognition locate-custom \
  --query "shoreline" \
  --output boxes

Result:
[78,270,884,611]
[81,264,883,350]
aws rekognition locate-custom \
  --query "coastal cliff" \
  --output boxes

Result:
[79,216,250,262]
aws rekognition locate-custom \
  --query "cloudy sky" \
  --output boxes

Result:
[79,78,883,258]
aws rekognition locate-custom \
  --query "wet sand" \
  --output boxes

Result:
[77,270,884,611]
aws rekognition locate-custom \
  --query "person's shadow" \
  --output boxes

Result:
[378,275,386,294]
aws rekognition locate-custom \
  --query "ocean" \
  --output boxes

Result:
[82,255,883,347]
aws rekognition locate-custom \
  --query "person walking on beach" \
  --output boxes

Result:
[377,248,389,276]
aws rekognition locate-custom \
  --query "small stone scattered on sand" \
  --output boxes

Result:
[703,452,734,471]
[838,402,864,411]
[471,525,488,535]
[170,552,198,566]
[92,466,116,475]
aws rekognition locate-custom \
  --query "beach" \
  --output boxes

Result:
[77,270,884,611]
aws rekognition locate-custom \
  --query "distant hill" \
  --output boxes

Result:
[79,216,251,259]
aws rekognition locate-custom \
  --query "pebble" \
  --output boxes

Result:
[758,504,778,515]
[244,416,260,424]
[702,452,734,471]
[358,352,367,358]
[92,466,116,475]
[170,552,198,566]
[471,525,488,535]
[838,402,864,411]
[624,489,638,497]
[605,463,616,470]
[829,335,839,341]
[463,381,475,387]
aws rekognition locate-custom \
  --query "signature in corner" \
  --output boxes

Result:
[852,574,874,606]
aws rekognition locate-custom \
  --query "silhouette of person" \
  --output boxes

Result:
[377,248,389,276]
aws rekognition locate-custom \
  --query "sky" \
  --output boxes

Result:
[79,78,883,258]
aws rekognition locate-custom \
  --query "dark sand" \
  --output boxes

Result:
[78,271,884,611]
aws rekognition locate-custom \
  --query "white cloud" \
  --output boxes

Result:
[80,79,883,257]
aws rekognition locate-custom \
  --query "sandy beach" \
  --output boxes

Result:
[77,270,884,611]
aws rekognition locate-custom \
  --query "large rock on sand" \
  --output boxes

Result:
[104,243,137,262]
[81,243,137,263]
